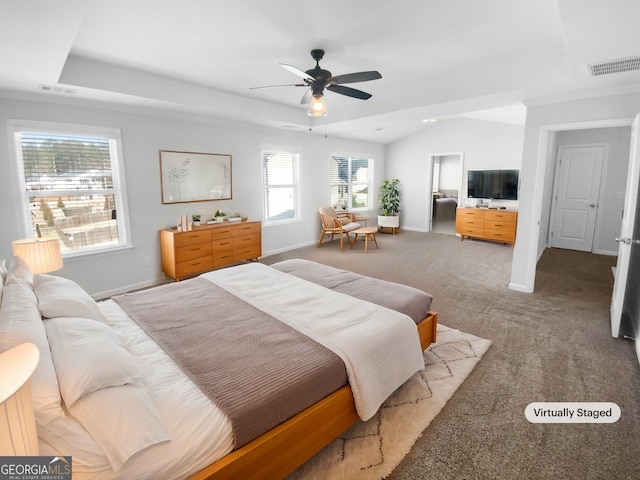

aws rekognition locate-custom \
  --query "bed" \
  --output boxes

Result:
[0,256,437,480]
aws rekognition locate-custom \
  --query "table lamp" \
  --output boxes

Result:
[12,237,63,274]
[0,343,40,455]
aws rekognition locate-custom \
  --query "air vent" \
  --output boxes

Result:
[588,56,640,76]
[40,85,76,95]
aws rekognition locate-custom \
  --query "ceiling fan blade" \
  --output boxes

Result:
[280,63,315,82]
[250,83,307,90]
[327,84,372,100]
[300,89,312,105]
[329,71,382,85]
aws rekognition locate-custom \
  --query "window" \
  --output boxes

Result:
[262,149,299,223]
[330,155,373,210]
[10,121,131,256]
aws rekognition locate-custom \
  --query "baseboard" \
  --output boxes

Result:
[508,282,533,293]
[93,277,171,300]
[593,248,618,256]
[263,240,316,257]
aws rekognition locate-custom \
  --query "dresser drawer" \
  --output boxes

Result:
[232,233,261,249]
[233,245,261,262]
[485,220,514,231]
[212,251,234,268]
[456,208,483,219]
[175,243,212,262]
[174,230,212,248]
[456,218,484,228]
[232,222,261,237]
[176,257,212,278]
[484,210,517,222]
[211,227,233,241]
[483,229,515,242]
[457,225,483,236]
[213,237,233,251]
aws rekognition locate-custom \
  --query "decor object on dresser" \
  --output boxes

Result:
[378,178,401,234]
[159,150,231,204]
[317,207,362,252]
[160,221,261,280]
[0,342,40,455]
[455,208,517,246]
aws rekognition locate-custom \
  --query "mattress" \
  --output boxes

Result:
[270,259,433,323]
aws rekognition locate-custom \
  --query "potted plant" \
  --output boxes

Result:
[378,178,400,232]
[214,209,226,222]
[192,214,201,226]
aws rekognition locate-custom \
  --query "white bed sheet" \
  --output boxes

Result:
[64,299,233,480]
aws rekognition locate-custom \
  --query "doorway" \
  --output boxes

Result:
[429,152,463,234]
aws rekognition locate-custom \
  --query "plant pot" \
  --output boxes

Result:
[377,215,400,228]
[193,221,201,227]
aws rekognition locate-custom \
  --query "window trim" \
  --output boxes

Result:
[329,153,374,211]
[8,119,133,258]
[261,146,300,225]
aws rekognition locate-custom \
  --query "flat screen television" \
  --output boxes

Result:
[467,169,519,200]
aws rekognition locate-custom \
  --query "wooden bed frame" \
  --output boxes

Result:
[189,311,438,480]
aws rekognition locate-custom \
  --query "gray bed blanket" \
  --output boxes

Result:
[270,259,433,323]
[112,277,347,449]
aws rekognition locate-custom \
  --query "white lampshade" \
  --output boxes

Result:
[0,343,40,456]
[307,93,327,117]
[12,238,63,274]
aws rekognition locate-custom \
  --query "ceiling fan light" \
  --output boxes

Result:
[307,94,327,117]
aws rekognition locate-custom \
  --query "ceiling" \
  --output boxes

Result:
[2,0,640,143]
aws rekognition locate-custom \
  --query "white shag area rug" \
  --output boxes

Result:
[287,325,492,480]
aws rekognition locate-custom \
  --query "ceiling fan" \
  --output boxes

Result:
[251,49,382,117]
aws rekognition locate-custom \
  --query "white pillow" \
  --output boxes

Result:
[35,274,105,322]
[5,255,34,287]
[44,317,144,406]
[0,282,63,420]
[67,384,171,471]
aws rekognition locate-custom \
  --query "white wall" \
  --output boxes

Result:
[0,95,384,296]
[510,93,640,293]
[385,117,524,231]
[438,155,461,191]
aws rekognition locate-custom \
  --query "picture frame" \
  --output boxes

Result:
[159,150,232,204]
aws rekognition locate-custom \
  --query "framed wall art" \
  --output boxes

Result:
[159,150,232,204]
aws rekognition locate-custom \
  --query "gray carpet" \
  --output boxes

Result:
[262,231,640,480]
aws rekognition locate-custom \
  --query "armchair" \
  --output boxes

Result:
[317,207,361,252]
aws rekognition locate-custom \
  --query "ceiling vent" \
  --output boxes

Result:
[588,56,640,76]
[40,85,76,95]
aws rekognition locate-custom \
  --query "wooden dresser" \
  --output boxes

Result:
[455,208,517,246]
[160,221,261,280]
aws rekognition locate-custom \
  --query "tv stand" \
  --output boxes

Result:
[455,208,517,246]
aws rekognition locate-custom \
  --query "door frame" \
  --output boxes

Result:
[511,118,634,294]
[427,152,464,231]
[548,142,608,252]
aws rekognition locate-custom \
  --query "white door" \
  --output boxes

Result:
[611,115,640,338]
[550,145,605,251]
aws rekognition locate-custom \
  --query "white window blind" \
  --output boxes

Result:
[330,156,372,209]
[12,124,130,256]
[262,150,298,222]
